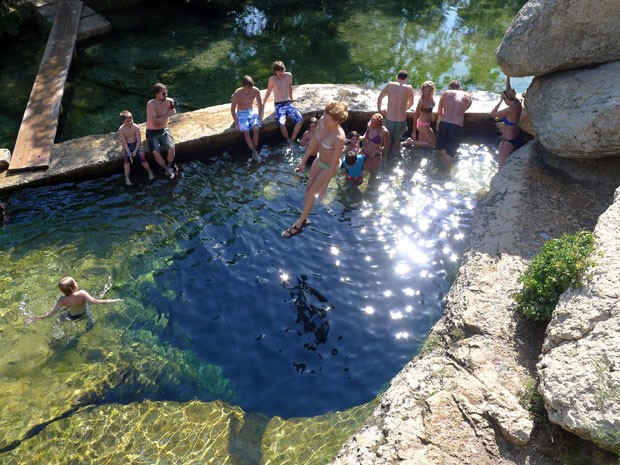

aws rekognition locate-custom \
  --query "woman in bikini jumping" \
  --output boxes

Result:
[282,101,348,238]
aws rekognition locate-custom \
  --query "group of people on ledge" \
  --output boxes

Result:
[117,61,524,236]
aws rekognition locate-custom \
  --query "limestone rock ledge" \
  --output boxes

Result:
[328,142,620,465]
[525,61,620,159]
[538,187,620,454]
[496,0,620,77]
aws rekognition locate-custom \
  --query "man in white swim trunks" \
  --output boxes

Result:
[377,69,414,160]
[231,75,264,160]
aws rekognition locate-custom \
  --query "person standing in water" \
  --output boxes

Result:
[282,101,348,238]
[25,277,122,324]
[377,69,414,159]
[435,79,472,168]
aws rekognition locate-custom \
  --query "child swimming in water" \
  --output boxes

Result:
[25,276,122,324]
[341,150,366,186]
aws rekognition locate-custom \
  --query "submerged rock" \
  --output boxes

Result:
[4,398,376,464]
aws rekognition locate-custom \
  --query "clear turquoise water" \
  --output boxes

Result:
[4,143,496,418]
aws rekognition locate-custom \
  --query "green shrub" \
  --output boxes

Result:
[512,231,596,322]
[0,0,28,37]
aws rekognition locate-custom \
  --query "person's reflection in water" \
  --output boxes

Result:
[288,275,331,355]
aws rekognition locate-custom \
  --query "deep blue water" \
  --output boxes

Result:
[4,143,496,418]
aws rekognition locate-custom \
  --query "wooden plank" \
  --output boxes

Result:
[8,1,83,173]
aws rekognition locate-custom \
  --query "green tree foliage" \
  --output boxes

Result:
[512,231,597,322]
[0,0,28,37]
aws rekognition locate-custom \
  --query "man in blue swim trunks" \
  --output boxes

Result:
[436,79,472,168]
[231,75,264,161]
[377,69,415,160]
[263,60,304,148]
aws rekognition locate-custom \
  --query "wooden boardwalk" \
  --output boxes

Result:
[8,1,83,173]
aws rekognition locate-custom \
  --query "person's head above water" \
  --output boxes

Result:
[345,151,358,166]
[58,277,78,296]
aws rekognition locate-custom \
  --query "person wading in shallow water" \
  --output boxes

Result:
[25,277,122,325]
[377,69,414,159]
[435,79,472,168]
[282,100,348,238]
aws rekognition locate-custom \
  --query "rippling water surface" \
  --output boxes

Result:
[4,143,496,418]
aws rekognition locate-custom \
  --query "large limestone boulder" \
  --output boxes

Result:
[496,0,620,77]
[538,187,620,454]
[525,61,620,158]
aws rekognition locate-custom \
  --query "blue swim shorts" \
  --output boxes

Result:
[146,128,175,154]
[436,121,464,158]
[237,108,260,132]
[122,141,147,164]
[275,100,303,126]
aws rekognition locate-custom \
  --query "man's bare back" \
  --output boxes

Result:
[378,81,414,122]
[437,90,472,127]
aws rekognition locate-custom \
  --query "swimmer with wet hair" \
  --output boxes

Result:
[25,276,123,324]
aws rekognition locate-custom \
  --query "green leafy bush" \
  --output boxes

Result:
[512,231,596,322]
[0,0,28,37]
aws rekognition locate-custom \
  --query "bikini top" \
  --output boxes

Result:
[365,130,382,144]
[317,133,335,150]
[420,102,435,113]
[501,116,518,126]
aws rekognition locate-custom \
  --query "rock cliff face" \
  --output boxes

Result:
[495,0,620,454]
[538,189,620,454]
[496,0,620,77]
[525,62,620,159]
[497,0,620,160]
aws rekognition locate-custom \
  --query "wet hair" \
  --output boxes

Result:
[272,61,285,72]
[242,75,254,87]
[503,89,518,101]
[420,81,435,92]
[397,70,408,80]
[58,277,77,296]
[370,113,384,124]
[448,80,462,90]
[345,151,358,166]
[309,116,318,126]
[347,130,360,140]
[153,83,168,97]
[119,110,132,122]
[324,101,348,123]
